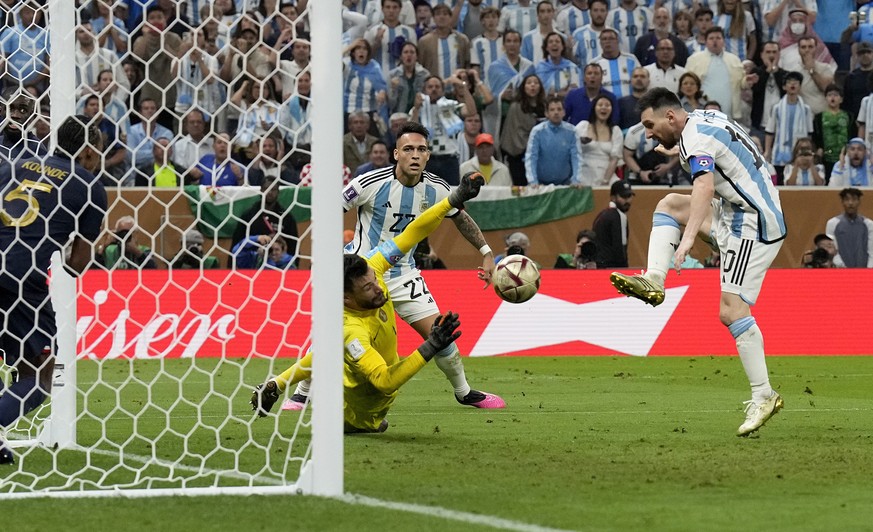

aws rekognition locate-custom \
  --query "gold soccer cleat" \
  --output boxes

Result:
[610,272,665,307]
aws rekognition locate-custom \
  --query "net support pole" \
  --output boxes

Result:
[48,0,76,144]
[44,252,77,449]
[308,0,344,497]
[42,0,78,450]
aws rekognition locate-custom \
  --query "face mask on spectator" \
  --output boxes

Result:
[790,23,805,35]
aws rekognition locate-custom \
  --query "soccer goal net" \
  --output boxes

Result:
[0,0,343,498]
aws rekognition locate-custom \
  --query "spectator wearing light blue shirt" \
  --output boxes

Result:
[0,1,50,89]
[525,96,580,185]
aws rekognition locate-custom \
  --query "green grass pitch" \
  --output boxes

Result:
[2,355,872,531]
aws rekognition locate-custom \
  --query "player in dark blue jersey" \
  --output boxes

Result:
[0,87,49,162]
[0,116,107,465]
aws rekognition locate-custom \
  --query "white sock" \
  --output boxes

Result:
[434,344,472,399]
[645,211,681,286]
[730,317,773,403]
[294,379,311,398]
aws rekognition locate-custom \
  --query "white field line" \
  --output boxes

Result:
[3,446,573,530]
[338,493,576,532]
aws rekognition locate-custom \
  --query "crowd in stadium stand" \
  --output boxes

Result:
[1,0,872,267]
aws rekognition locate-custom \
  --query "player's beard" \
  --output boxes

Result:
[359,289,388,310]
[657,129,679,150]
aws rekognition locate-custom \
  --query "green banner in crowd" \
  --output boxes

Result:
[464,185,594,231]
[184,185,312,238]
[184,185,593,238]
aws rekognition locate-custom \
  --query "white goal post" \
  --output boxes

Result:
[1,0,343,498]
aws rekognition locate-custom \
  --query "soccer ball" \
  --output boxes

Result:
[493,255,540,303]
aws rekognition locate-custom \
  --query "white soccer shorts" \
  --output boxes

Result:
[711,200,783,305]
[385,269,441,324]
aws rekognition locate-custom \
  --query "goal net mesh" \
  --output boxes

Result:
[0,0,332,495]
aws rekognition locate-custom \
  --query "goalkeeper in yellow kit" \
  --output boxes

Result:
[250,170,484,433]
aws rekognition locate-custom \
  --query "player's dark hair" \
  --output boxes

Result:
[813,233,832,246]
[695,8,714,20]
[577,229,596,243]
[705,26,724,39]
[145,5,165,18]
[637,87,682,114]
[397,121,430,142]
[344,254,369,293]
[502,29,521,44]
[55,115,101,159]
[546,95,564,108]
[589,0,609,8]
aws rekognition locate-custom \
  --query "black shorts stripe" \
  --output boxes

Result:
[730,239,753,286]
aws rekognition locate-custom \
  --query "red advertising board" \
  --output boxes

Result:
[77,269,871,359]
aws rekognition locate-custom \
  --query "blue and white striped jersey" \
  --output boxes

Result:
[714,12,755,61]
[607,6,652,54]
[556,5,591,35]
[593,52,640,99]
[432,33,467,80]
[471,35,504,86]
[857,95,873,149]
[499,5,539,35]
[521,28,567,64]
[624,121,658,160]
[342,166,458,278]
[679,110,786,244]
[364,23,418,78]
[572,25,603,67]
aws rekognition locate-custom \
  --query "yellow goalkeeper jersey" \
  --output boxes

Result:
[274,197,455,431]
[341,196,455,431]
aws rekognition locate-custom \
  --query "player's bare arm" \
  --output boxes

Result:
[451,211,495,287]
[67,236,95,275]
[675,171,714,271]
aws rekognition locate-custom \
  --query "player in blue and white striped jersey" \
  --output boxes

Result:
[470,7,503,87]
[288,122,506,411]
[363,0,418,78]
[571,0,609,66]
[593,28,640,99]
[607,0,653,55]
[556,0,592,35]
[520,1,564,64]
[611,88,786,437]
[498,0,539,35]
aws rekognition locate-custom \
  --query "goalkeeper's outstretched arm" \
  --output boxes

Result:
[273,352,313,392]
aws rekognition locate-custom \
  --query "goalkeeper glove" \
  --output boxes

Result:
[448,171,485,209]
[417,311,462,361]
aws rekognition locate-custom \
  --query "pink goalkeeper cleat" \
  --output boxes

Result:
[281,393,308,411]
[458,390,506,409]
